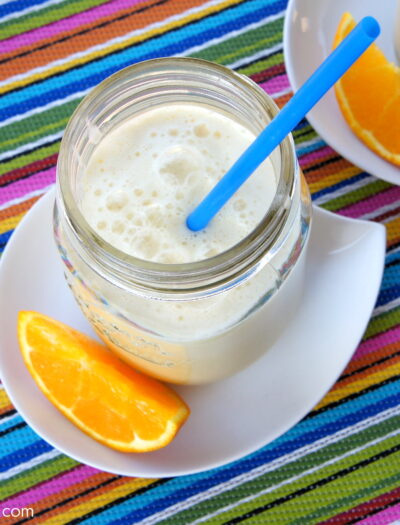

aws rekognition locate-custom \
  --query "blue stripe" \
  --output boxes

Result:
[386,252,400,266]
[293,119,311,133]
[82,383,400,525]
[0,424,43,460]
[312,172,371,201]
[0,439,52,472]
[296,139,326,157]
[0,0,285,121]
[0,230,12,247]
[0,413,24,433]
[380,266,400,291]
[375,285,400,308]
[0,0,50,19]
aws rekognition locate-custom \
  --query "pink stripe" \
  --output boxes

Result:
[338,186,400,218]
[0,0,149,55]
[353,326,400,360]
[357,502,400,525]
[260,74,290,96]
[0,167,55,206]
[299,146,336,167]
[0,465,101,510]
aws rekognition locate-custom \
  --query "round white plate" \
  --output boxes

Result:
[284,0,400,185]
[0,190,385,477]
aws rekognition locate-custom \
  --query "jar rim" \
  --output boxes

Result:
[56,57,297,294]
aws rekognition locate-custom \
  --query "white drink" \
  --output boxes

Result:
[72,103,305,384]
[81,104,277,263]
[56,59,312,385]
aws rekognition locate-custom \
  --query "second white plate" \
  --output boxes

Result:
[284,0,400,185]
[0,190,385,477]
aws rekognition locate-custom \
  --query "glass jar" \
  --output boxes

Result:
[54,58,312,385]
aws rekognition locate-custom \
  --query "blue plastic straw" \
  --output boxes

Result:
[186,16,380,231]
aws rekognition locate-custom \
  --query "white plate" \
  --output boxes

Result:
[284,0,400,185]
[0,190,385,477]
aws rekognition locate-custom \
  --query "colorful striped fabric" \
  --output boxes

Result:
[0,0,400,523]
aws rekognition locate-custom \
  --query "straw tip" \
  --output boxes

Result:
[186,212,205,232]
[361,16,380,39]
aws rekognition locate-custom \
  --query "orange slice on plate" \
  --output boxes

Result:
[333,12,400,165]
[18,311,189,452]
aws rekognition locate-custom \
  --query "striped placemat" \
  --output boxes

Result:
[1,0,400,523]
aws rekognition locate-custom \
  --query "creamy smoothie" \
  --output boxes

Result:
[55,59,311,384]
[81,104,277,263]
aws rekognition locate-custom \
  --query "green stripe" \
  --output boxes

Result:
[0,117,68,156]
[292,126,315,139]
[0,0,111,40]
[159,416,400,524]
[191,18,283,65]
[364,307,400,340]
[0,455,78,500]
[237,51,283,76]
[294,129,318,145]
[290,471,400,525]
[0,142,60,176]
[214,435,400,524]
[321,180,392,212]
[0,100,80,145]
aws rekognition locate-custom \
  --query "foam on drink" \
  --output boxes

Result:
[81,104,277,263]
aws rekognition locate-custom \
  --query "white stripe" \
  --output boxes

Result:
[383,211,400,224]
[296,136,324,154]
[313,176,374,205]
[359,200,400,221]
[0,0,65,23]
[0,412,19,427]
[0,449,60,481]
[373,298,400,318]
[138,405,400,525]
[0,131,63,162]
[388,245,400,255]
[177,10,285,59]
[271,86,291,99]
[192,427,400,525]
[0,0,227,90]
[227,41,283,70]
[0,90,86,129]
[0,183,55,212]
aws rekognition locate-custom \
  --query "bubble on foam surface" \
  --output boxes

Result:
[112,220,125,234]
[158,145,201,182]
[106,191,128,211]
[233,199,246,212]
[81,104,277,264]
[194,124,209,137]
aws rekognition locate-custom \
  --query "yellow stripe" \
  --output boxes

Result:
[315,360,400,410]
[0,389,12,411]
[0,0,243,96]
[41,478,155,524]
[386,216,400,244]
[308,166,361,193]
[0,212,25,235]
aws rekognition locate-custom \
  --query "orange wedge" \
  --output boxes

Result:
[333,12,400,165]
[18,311,189,452]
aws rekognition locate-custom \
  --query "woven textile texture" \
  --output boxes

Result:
[1,0,400,523]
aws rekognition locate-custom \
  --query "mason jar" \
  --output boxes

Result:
[54,58,312,385]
